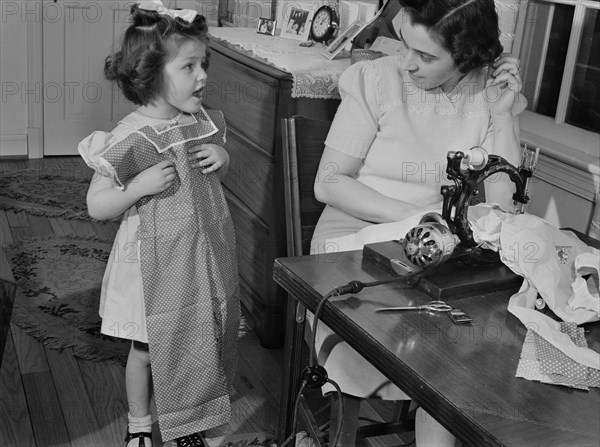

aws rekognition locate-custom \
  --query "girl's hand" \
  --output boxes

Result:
[188,143,230,175]
[131,160,176,196]
[485,53,523,118]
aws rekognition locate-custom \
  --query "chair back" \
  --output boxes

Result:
[282,116,331,257]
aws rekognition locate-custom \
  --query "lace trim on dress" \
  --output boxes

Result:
[374,56,490,119]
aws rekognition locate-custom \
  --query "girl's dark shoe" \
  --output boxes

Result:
[124,430,152,447]
[176,432,207,447]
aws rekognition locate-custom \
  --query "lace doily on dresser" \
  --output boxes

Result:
[209,27,350,99]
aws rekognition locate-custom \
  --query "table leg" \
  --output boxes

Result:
[277,295,307,445]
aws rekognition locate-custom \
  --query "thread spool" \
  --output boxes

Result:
[463,146,488,171]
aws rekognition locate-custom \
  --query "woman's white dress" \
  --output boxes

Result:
[310,55,526,399]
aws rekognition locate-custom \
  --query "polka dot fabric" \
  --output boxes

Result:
[516,321,600,390]
[101,109,240,441]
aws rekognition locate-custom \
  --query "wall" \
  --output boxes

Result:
[193,0,219,26]
[528,177,597,233]
[222,0,273,27]
[0,0,28,157]
[526,150,599,235]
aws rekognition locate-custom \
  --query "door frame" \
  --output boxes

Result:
[27,0,43,158]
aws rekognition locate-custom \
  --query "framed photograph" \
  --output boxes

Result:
[322,19,367,60]
[281,7,314,41]
[257,17,276,36]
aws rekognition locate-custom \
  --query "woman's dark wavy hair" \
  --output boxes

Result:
[104,4,209,106]
[402,0,503,73]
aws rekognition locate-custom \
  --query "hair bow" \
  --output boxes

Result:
[138,0,198,23]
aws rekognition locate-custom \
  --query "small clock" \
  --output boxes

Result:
[310,5,338,43]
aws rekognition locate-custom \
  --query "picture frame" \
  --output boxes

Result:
[321,19,367,60]
[257,17,276,36]
[281,7,314,41]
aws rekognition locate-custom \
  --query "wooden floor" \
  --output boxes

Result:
[0,157,405,447]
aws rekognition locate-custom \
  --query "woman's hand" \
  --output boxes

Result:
[489,53,521,78]
[188,143,230,176]
[486,53,523,118]
[131,160,176,196]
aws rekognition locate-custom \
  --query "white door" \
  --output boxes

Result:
[43,0,195,155]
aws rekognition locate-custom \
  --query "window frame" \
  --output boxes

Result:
[513,0,600,174]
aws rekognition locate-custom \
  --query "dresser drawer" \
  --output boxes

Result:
[223,127,273,224]
[204,50,278,153]
[225,189,272,306]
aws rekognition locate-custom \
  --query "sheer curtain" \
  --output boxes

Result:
[495,0,523,53]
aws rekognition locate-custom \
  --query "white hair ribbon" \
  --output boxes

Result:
[138,0,198,23]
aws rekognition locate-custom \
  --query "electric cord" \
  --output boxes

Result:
[279,378,343,447]
[280,274,416,446]
[309,276,419,368]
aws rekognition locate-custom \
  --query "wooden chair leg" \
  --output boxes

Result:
[329,393,361,447]
[392,400,413,420]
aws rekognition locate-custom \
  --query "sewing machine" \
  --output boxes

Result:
[362,145,540,299]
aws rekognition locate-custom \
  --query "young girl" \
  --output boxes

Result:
[78,2,240,446]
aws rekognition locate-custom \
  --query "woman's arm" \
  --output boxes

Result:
[484,55,524,209]
[314,146,433,224]
[485,114,522,209]
[86,160,176,220]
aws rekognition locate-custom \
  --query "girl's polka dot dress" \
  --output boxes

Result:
[99,108,240,441]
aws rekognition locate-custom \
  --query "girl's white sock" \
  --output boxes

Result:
[128,412,152,433]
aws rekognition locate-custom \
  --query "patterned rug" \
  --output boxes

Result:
[204,432,277,447]
[4,235,130,364]
[203,431,315,447]
[0,169,94,220]
[201,431,314,447]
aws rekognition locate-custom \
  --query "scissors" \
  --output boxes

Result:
[375,300,452,313]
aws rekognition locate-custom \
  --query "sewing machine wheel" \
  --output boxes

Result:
[403,215,458,268]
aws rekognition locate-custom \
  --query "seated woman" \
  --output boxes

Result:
[310,0,525,445]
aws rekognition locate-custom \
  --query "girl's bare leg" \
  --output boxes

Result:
[126,341,153,447]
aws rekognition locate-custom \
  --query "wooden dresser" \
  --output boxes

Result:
[203,36,341,348]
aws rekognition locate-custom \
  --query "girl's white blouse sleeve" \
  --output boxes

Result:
[77,131,122,188]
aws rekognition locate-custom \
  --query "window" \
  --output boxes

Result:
[515,0,600,162]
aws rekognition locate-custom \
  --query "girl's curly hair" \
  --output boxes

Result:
[104,4,209,106]
[402,0,503,73]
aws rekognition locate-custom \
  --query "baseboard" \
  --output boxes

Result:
[0,134,27,157]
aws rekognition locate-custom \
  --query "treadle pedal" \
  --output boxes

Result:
[298,389,330,447]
